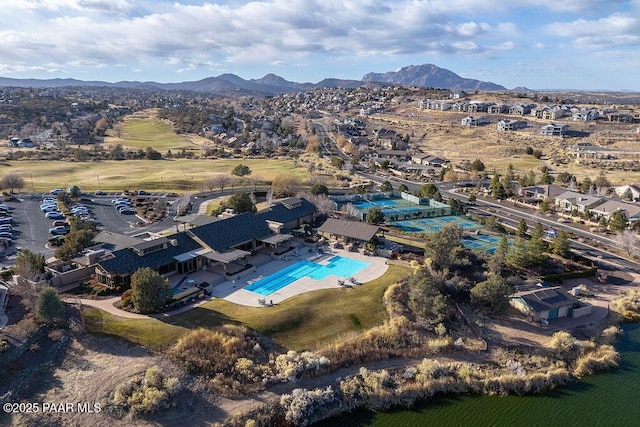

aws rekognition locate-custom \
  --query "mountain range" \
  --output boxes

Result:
[0,63,507,95]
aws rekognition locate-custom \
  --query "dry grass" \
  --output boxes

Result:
[0,158,309,192]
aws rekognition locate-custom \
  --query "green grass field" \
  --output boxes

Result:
[105,116,198,152]
[0,159,309,192]
[82,264,412,351]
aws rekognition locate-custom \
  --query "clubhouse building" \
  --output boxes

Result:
[92,198,316,288]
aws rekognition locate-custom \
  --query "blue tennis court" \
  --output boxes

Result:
[352,199,398,209]
[462,235,508,254]
[391,216,481,234]
[245,256,371,296]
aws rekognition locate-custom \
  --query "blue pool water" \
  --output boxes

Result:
[245,256,371,296]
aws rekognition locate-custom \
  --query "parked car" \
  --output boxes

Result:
[71,208,89,215]
[0,231,12,239]
[94,190,105,195]
[40,203,57,211]
[137,190,148,195]
[50,188,64,195]
[45,211,65,219]
[119,208,137,215]
[0,225,12,231]
[49,225,70,235]
[42,197,57,203]
[52,220,69,227]
[48,235,66,246]
[0,217,13,224]
[111,198,129,204]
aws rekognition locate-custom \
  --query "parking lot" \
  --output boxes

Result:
[0,192,180,269]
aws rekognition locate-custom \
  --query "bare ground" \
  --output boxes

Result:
[4,269,638,426]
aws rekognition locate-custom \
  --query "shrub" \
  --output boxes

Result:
[112,365,179,416]
[273,351,331,381]
[548,331,576,354]
[573,345,620,377]
[0,339,9,353]
[280,387,337,426]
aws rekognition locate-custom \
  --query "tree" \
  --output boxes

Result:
[224,192,256,214]
[231,163,251,177]
[271,174,297,197]
[516,218,528,238]
[1,173,25,193]
[470,274,512,313]
[69,185,82,199]
[539,199,550,213]
[213,174,232,193]
[331,156,345,169]
[609,210,628,232]
[35,286,64,324]
[470,159,485,172]
[380,180,393,193]
[615,229,639,256]
[366,207,385,224]
[310,182,329,195]
[145,146,162,160]
[528,222,548,264]
[489,236,509,275]
[556,172,573,185]
[398,183,409,193]
[551,229,571,258]
[14,249,45,281]
[130,267,172,314]
[594,170,610,192]
[418,183,439,199]
[408,269,451,324]
[425,223,464,271]
[342,203,360,220]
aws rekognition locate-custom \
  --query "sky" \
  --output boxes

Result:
[1,0,639,91]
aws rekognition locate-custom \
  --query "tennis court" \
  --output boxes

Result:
[391,215,481,234]
[462,234,508,254]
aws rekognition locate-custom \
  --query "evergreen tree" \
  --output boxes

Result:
[131,268,172,314]
[366,207,385,224]
[35,286,65,324]
[470,274,512,313]
[551,229,571,257]
[516,218,528,238]
[609,210,628,232]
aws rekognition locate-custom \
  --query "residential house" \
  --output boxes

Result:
[376,150,411,162]
[614,184,640,202]
[544,106,567,120]
[607,112,635,123]
[530,106,550,119]
[555,191,604,213]
[540,123,570,136]
[497,119,527,131]
[572,109,600,121]
[518,184,567,202]
[461,116,489,127]
[488,104,508,114]
[589,200,640,224]
[509,104,533,116]
[510,287,592,322]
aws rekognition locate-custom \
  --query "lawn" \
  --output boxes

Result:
[104,110,199,152]
[81,264,412,351]
[82,307,188,350]
[0,158,309,192]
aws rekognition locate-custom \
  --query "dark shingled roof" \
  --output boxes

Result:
[317,218,379,241]
[258,198,316,224]
[98,232,201,275]
[513,287,575,313]
[188,212,271,252]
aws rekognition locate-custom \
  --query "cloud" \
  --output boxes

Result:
[548,13,640,47]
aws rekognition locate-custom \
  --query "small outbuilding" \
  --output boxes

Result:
[510,286,592,322]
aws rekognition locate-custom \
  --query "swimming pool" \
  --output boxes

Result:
[245,256,371,296]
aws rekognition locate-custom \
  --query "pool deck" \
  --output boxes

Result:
[212,249,389,307]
